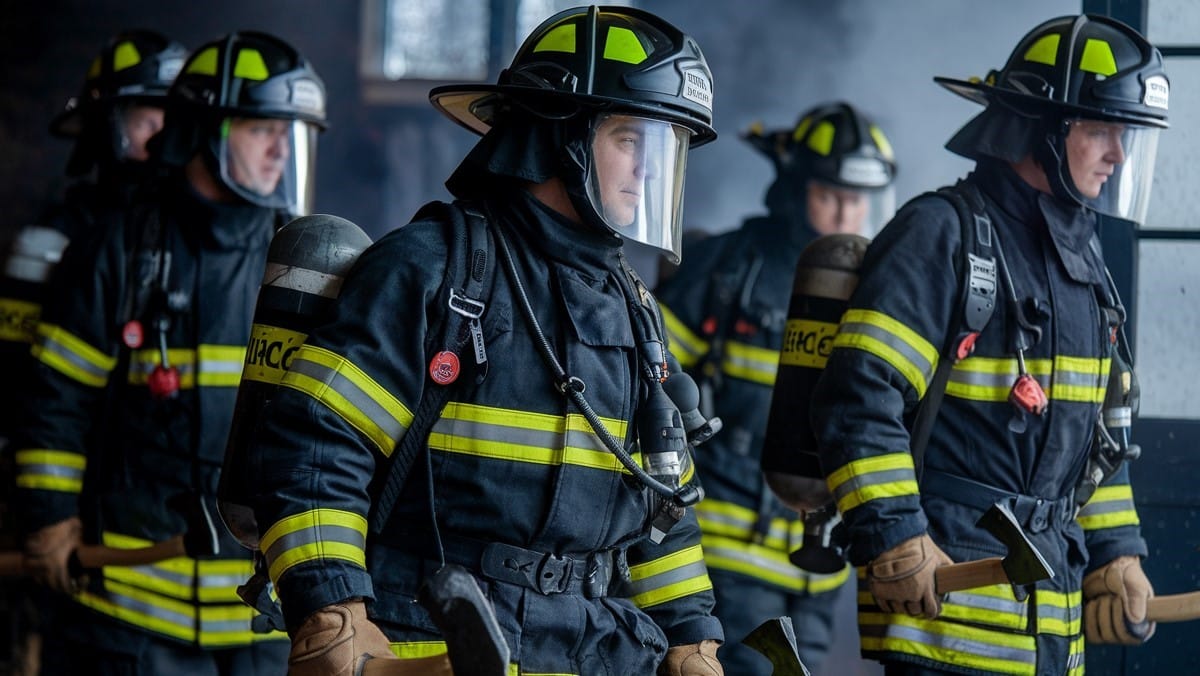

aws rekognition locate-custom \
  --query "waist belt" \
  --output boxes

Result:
[431,536,623,598]
[922,469,1076,534]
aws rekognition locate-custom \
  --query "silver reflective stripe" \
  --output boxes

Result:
[625,559,709,597]
[431,418,607,455]
[263,262,344,299]
[832,467,913,505]
[201,617,254,635]
[945,590,1027,616]
[1077,498,1132,518]
[129,360,196,378]
[695,509,751,531]
[124,564,193,590]
[949,368,1050,389]
[103,586,195,628]
[874,623,1036,666]
[701,542,800,580]
[840,320,935,383]
[199,572,251,590]
[287,357,407,442]
[263,521,367,566]
[19,462,84,482]
[723,350,777,375]
[1053,370,1103,388]
[39,334,112,382]
[1036,599,1074,627]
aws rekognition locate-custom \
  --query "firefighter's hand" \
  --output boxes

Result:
[867,533,953,619]
[24,516,82,594]
[288,600,397,676]
[658,640,723,676]
[1083,555,1155,645]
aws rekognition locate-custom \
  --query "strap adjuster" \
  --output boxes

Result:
[448,288,486,319]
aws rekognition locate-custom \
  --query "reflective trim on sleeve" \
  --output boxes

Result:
[834,309,937,398]
[1076,484,1140,530]
[859,611,1038,674]
[624,544,713,608]
[659,304,708,369]
[32,323,116,387]
[14,449,86,493]
[260,509,368,585]
[279,345,413,457]
[721,340,779,386]
[827,453,919,514]
[430,403,635,473]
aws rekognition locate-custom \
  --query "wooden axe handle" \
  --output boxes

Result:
[935,557,1008,594]
[360,654,454,675]
[1146,591,1200,623]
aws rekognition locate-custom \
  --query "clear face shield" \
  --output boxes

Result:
[805,179,895,239]
[111,102,165,163]
[218,117,320,216]
[585,113,691,264]
[1062,118,1160,223]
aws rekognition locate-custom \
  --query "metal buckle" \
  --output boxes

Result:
[448,288,485,319]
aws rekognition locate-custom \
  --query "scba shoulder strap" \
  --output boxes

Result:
[370,200,495,535]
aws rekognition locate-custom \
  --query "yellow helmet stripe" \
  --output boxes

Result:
[112,41,142,72]
[532,23,576,54]
[1079,38,1118,76]
[870,124,894,161]
[1023,33,1060,66]
[806,120,836,157]
[604,26,648,64]
[791,115,813,143]
[186,47,220,76]
[233,48,270,81]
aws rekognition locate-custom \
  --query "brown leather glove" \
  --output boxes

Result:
[289,600,452,676]
[24,516,82,594]
[1083,555,1155,645]
[657,640,723,676]
[867,533,954,618]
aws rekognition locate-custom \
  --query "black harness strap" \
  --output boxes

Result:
[370,202,494,535]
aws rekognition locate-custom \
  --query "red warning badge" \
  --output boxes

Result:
[122,320,144,349]
[429,351,461,385]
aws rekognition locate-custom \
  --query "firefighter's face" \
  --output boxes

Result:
[806,181,869,235]
[118,104,164,161]
[592,114,653,228]
[226,117,291,196]
[1065,118,1127,199]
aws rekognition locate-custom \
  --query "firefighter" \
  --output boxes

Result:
[235,6,725,676]
[12,31,326,673]
[654,102,896,673]
[810,15,1167,674]
[42,29,188,240]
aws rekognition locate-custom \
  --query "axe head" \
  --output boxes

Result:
[977,501,1054,586]
[742,617,812,676]
[419,564,510,676]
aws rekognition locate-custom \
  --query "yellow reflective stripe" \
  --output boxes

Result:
[626,544,712,608]
[701,532,849,593]
[940,584,1030,631]
[33,323,116,387]
[186,46,219,76]
[393,641,448,659]
[779,318,838,368]
[807,120,835,156]
[1076,484,1140,530]
[827,453,919,513]
[1067,634,1086,676]
[603,26,648,64]
[234,48,269,80]
[98,532,253,604]
[14,449,86,493]
[112,40,141,71]
[197,344,246,386]
[1051,356,1109,404]
[695,500,800,552]
[198,602,282,645]
[279,345,413,457]
[1035,589,1082,636]
[1080,39,1118,76]
[835,309,937,398]
[1024,34,1060,66]
[870,124,894,162]
[532,23,576,54]
[947,356,1049,401]
[860,611,1037,674]
[721,340,778,386]
[242,323,307,385]
[432,403,633,473]
[261,509,368,585]
[0,296,41,343]
[659,304,708,368]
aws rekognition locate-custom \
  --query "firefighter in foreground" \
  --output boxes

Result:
[13,31,326,673]
[235,6,725,676]
[811,15,1167,675]
[655,102,896,673]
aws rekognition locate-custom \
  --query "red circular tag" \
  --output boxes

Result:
[122,320,144,349]
[429,351,461,385]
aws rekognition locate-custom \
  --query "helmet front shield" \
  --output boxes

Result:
[585,113,691,263]
[1062,118,1160,222]
[218,118,320,216]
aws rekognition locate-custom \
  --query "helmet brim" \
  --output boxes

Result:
[429,84,717,147]
[934,76,1168,129]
